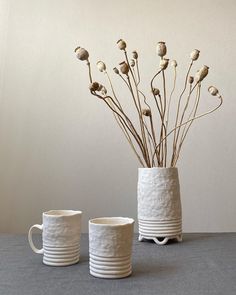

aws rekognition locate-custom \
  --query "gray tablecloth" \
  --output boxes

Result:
[0,233,235,295]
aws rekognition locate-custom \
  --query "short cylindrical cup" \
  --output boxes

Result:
[89,217,134,279]
[28,210,82,266]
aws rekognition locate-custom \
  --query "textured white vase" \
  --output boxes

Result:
[89,217,134,279]
[28,210,82,266]
[138,167,182,245]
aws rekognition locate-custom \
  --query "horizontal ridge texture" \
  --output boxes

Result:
[138,218,182,238]
[89,254,132,279]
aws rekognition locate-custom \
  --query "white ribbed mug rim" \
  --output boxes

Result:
[89,217,134,227]
[43,210,82,217]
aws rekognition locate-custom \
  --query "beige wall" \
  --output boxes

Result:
[0,0,235,233]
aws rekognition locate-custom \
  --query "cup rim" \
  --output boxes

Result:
[89,217,134,226]
[43,210,82,217]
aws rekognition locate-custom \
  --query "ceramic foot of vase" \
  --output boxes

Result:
[138,234,182,245]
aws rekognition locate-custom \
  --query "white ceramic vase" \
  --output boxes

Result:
[89,217,134,279]
[28,210,82,266]
[137,167,182,245]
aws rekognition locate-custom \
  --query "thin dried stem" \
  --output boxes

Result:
[91,91,146,159]
[150,69,164,163]
[171,83,193,165]
[162,70,167,166]
[86,60,93,83]
[172,61,193,161]
[166,66,177,130]
[136,59,141,85]
[124,51,150,166]
[118,73,130,89]
[105,71,122,110]
[139,90,160,165]
[152,92,223,164]
[178,85,198,147]
[143,117,156,166]
[110,104,145,166]
[172,84,201,166]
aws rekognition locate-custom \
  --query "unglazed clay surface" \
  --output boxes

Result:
[89,217,134,279]
[137,168,182,245]
[43,212,81,247]
[28,210,82,266]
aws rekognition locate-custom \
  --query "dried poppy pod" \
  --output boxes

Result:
[113,67,119,74]
[96,61,106,72]
[75,46,89,61]
[156,41,167,57]
[101,86,107,96]
[117,39,126,50]
[132,51,138,59]
[188,76,194,84]
[190,49,200,61]
[208,86,219,96]
[119,61,129,75]
[160,58,169,70]
[171,60,177,67]
[89,82,100,91]
[152,88,160,96]
[195,65,209,82]
[97,84,103,91]
[142,109,151,116]
[130,59,135,67]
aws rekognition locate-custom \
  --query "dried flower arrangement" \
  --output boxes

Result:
[74,40,223,167]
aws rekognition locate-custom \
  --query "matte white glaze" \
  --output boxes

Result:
[89,217,134,279]
[137,168,182,245]
[28,210,82,266]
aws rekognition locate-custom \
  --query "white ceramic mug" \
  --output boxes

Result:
[28,210,82,266]
[89,217,134,279]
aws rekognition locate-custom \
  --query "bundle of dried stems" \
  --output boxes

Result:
[74,40,223,167]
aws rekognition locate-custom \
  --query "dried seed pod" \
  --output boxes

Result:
[113,67,119,74]
[132,51,138,59]
[119,61,129,75]
[130,59,135,67]
[160,58,169,70]
[208,86,219,96]
[96,61,106,72]
[190,49,200,61]
[142,109,151,116]
[74,46,89,61]
[156,41,167,57]
[171,60,177,67]
[117,39,126,50]
[101,86,107,96]
[97,84,103,91]
[188,76,194,84]
[89,82,99,91]
[195,65,209,82]
[152,88,160,96]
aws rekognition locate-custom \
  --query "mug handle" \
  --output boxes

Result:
[28,224,44,254]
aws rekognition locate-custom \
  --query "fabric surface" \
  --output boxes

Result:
[0,233,235,295]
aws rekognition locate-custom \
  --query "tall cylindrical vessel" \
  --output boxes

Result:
[137,167,182,245]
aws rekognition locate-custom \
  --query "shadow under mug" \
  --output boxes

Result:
[28,210,82,266]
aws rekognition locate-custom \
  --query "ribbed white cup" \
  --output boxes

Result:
[138,168,182,245]
[43,243,80,266]
[89,217,134,279]
[28,210,82,266]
